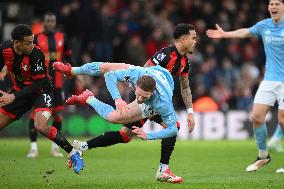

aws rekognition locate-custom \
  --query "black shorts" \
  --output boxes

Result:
[0,92,54,120]
[53,88,65,111]
[123,114,163,130]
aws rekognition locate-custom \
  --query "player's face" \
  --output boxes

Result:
[268,0,284,21]
[16,35,34,55]
[135,86,153,104]
[182,30,197,53]
[44,15,56,32]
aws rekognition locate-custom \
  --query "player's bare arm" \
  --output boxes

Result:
[206,24,252,39]
[179,76,195,132]
[0,66,7,80]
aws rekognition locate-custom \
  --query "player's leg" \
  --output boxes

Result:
[50,89,65,157]
[0,99,29,130]
[73,119,147,152]
[50,111,64,157]
[274,94,284,173]
[73,127,133,152]
[0,111,15,130]
[246,81,276,172]
[83,93,144,123]
[33,93,83,174]
[268,123,284,152]
[53,62,130,78]
[27,111,39,158]
[66,89,144,123]
[149,115,183,183]
[246,103,271,172]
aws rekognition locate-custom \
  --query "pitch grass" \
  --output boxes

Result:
[0,139,283,189]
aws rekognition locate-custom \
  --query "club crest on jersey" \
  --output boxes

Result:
[22,64,28,71]
[157,53,166,61]
[34,59,43,72]
[124,75,130,82]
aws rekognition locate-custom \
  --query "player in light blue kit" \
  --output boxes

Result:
[207,0,284,173]
[64,63,179,140]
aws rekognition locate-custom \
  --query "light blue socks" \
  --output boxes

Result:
[271,124,283,140]
[254,124,268,158]
[86,96,114,120]
[72,62,103,76]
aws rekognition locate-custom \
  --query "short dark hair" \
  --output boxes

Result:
[173,23,195,39]
[137,75,156,92]
[44,12,56,18]
[11,24,33,40]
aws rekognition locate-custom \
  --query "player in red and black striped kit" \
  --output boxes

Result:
[27,12,73,158]
[54,23,196,182]
[142,24,195,182]
[0,24,83,173]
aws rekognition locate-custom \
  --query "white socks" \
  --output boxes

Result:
[258,150,268,159]
[31,142,38,151]
[158,163,169,172]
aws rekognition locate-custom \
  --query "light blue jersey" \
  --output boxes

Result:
[249,18,284,82]
[104,65,178,140]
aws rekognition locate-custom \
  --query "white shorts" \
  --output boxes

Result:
[254,80,284,110]
[139,103,157,118]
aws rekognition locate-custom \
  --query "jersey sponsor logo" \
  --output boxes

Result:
[22,64,28,71]
[264,29,284,44]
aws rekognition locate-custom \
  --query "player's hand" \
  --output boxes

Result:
[187,113,195,133]
[206,24,226,38]
[0,70,7,81]
[0,90,15,107]
[132,126,147,140]
[115,98,128,114]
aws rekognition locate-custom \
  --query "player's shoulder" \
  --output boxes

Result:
[54,31,66,38]
[256,18,272,26]
[35,32,45,37]
[159,45,175,54]
[31,45,44,59]
[0,40,13,50]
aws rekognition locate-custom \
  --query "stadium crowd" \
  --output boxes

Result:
[0,0,269,112]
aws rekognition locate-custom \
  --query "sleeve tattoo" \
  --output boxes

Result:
[179,76,193,109]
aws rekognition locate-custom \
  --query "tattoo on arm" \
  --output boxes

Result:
[179,76,193,109]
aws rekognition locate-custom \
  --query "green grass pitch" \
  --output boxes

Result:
[0,138,283,189]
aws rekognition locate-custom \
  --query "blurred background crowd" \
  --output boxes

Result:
[0,0,270,113]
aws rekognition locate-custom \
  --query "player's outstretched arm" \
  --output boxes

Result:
[206,24,251,39]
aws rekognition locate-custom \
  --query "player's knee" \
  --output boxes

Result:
[34,121,47,133]
[278,119,284,128]
[34,112,50,133]
[251,113,265,126]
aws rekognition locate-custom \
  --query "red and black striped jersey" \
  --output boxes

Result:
[34,31,72,88]
[0,40,52,93]
[146,45,190,78]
